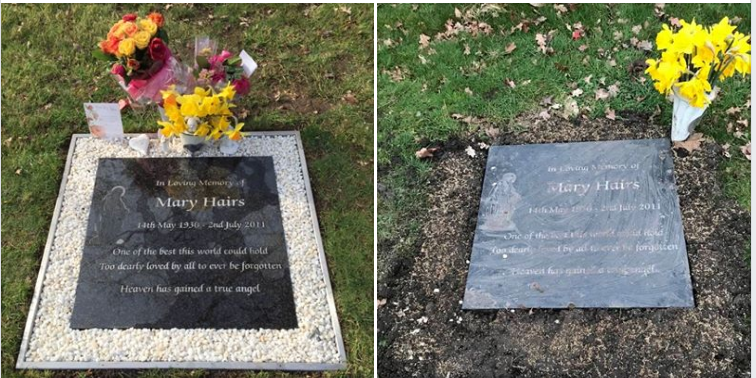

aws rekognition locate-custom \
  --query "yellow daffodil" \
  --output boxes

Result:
[709,17,736,52]
[195,122,212,137]
[646,58,683,95]
[219,83,236,100]
[225,122,245,141]
[211,115,231,130]
[158,120,186,138]
[692,42,717,68]
[656,25,674,51]
[675,65,712,108]
[729,32,751,55]
[209,127,224,140]
[194,87,211,97]
[732,53,751,76]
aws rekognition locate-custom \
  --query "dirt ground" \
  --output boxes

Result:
[377,112,751,378]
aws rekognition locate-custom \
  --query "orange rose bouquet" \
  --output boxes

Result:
[94,12,191,104]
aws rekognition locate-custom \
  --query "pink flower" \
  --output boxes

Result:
[111,63,126,77]
[232,77,250,95]
[208,50,233,68]
[210,69,226,83]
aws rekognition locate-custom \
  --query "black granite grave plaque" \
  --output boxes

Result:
[70,157,298,329]
[462,139,694,309]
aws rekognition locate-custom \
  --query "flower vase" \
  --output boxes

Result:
[671,87,717,142]
[180,133,206,155]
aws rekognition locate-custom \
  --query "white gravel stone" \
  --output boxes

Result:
[23,135,342,364]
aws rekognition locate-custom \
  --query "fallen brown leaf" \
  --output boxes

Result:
[538,109,551,120]
[485,126,501,139]
[383,66,405,82]
[535,33,547,54]
[465,146,476,157]
[505,42,517,54]
[561,98,579,119]
[605,108,616,120]
[595,88,610,100]
[342,91,358,104]
[451,113,487,127]
[654,4,666,19]
[607,83,620,96]
[637,40,653,51]
[419,33,431,48]
[726,107,742,116]
[415,147,439,159]
[740,142,751,160]
[673,133,705,153]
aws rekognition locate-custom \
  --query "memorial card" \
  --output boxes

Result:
[84,103,123,139]
[463,139,694,309]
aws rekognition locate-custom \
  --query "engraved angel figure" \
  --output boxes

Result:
[480,172,521,232]
[88,186,130,245]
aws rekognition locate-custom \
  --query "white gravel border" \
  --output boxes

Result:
[17,133,346,370]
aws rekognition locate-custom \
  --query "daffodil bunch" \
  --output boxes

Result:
[158,83,245,141]
[646,17,750,108]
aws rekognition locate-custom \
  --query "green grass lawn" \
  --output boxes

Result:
[378,3,751,275]
[1,4,373,377]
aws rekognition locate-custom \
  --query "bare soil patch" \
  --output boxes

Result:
[378,112,750,377]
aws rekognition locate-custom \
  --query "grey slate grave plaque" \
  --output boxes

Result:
[462,139,694,309]
[70,157,298,329]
